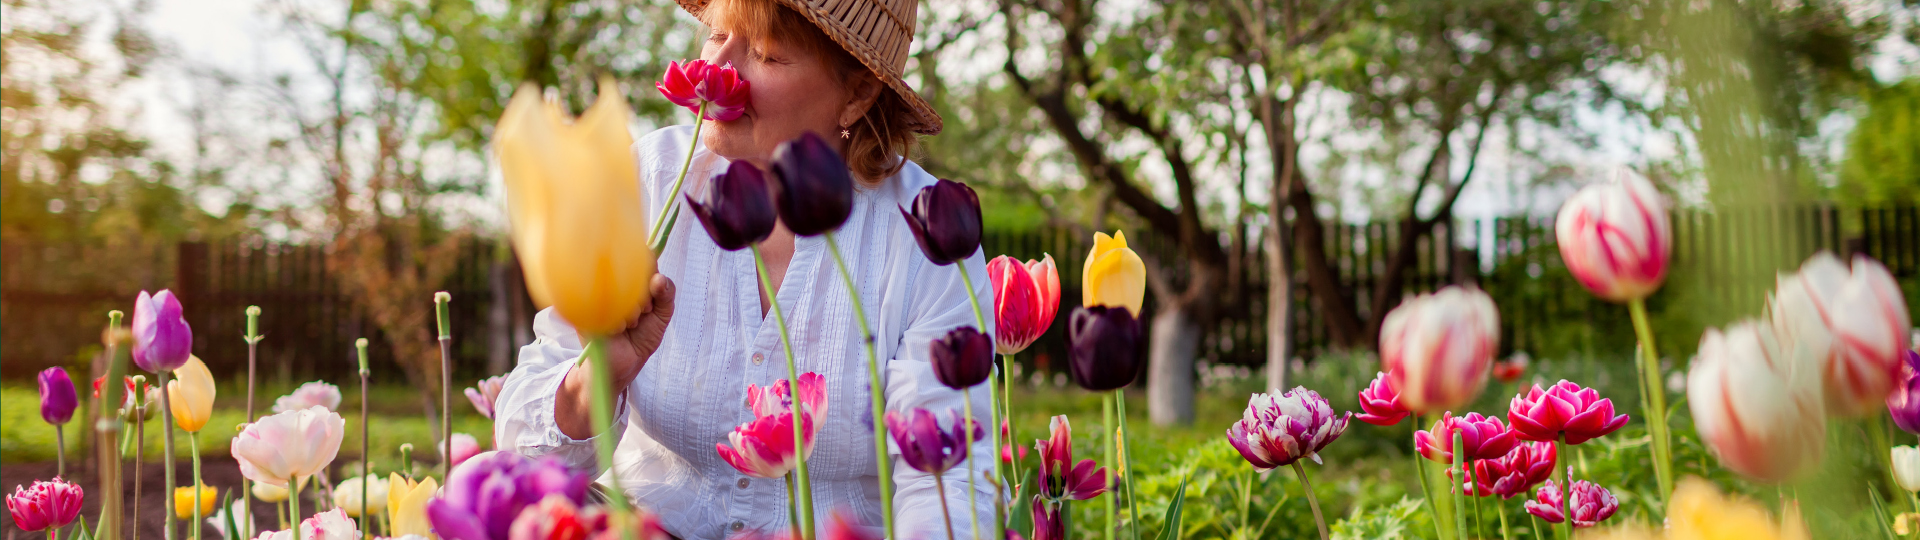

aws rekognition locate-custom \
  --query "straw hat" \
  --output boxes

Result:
[675,0,942,135]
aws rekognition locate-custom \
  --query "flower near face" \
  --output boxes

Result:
[386,473,439,538]
[1030,497,1064,540]
[1380,286,1500,414]
[38,367,76,425]
[1355,372,1410,426]
[1506,380,1629,444]
[507,494,607,540]
[494,77,654,336]
[132,289,194,372]
[989,254,1061,355]
[300,509,359,540]
[1415,412,1520,464]
[686,160,776,251]
[333,475,391,517]
[1034,416,1107,501]
[210,497,255,540]
[5,477,83,531]
[1081,231,1145,316]
[446,433,482,468]
[931,326,995,390]
[273,382,342,414]
[231,406,347,488]
[1554,170,1670,303]
[172,484,218,519]
[768,131,854,237]
[1524,477,1618,528]
[1889,351,1920,434]
[716,411,814,479]
[886,408,984,475]
[1066,305,1143,392]
[169,356,216,432]
[427,452,594,540]
[1769,252,1912,416]
[1895,446,1920,492]
[1687,321,1825,482]
[1464,441,1555,499]
[900,178,984,266]
[655,59,749,122]
[1225,387,1351,470]
[466,375,506,420]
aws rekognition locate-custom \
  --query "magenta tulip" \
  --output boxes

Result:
[1225,387,1350,469]
[1506,380,1629,444]
[1355,372,1410,426]
[1889,350,1920,434]
[1524,477,1617,528]
[716,410,813,479]
[466,375,506,420]
[931,326,995,390]
[1415,412,1519,464]
[989,254,1061,355]
[37,368,76,425]
[900,179,984,266]
[427,452,593,540]
[655,59,749,122]
[886,408,985,475]
[131,289,193,372]
[1030,498,1063,540]
[1034,415,1107,501]
[5,478,83,532]
[1461,441,1555,499]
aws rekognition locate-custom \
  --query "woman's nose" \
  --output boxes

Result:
[705,34,749,67]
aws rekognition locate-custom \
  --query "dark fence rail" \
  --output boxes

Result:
[3,205,1915,383]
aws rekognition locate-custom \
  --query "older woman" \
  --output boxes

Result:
[491,0,994,538]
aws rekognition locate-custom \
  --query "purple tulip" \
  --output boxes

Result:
[931,325,995,390]
[900,178,984,266]
[1889,350,1920,434]
[1506,380,1630,444]
[1415,412,1520,464]
[38,368,77,425]
[687,160,776,251]
[1524,476,1618,528]
[425,451,592,540]
[131,289,193,372]
[768,131,853,237]
[1225,387,1351,470]
[1030,497,1063,540]
[465,375,506,420]
[1066,305,1143,392]
[885,408,984,475]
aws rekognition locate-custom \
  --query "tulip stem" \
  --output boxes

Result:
[1116,390,1140,540]
[786,473,803,540]
[648,103,707,254]
[964,390,982,540]
[134,408,144,540]
[245,305,261,540]
[1239,467,1253,540]
[825,233,892,540]
[190,432,204,540]
[1103,393,1116,540]
[1452,432,1469,540]
[1497,497,1513,540]
[1414,418,1450,540]
[55,424,65,477]
[1291,462,1330,540]
[935,474,958,540]
[357,338,372,535]
[99,310,128,540]
[290,476,302,526]
[1627,299,1673,505]
[581,338,635,513]
[986,367,1006,540]
[1554,441,1571,540]
[158,370,178,540]
[753,245,814,539]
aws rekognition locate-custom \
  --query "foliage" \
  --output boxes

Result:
[1837,79,1920,206]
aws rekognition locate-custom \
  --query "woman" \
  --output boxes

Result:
[492,0,995,538]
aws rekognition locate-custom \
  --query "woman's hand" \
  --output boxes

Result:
[556,274,676,440]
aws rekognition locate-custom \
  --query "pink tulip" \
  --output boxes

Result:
[1034,416,1107,501]
[1492,353,1529,384]
[1225,387,1350,469]
[1380,286,1501,414]
[1506,380,1629,444]
[1687,321,1825,482]
[824,510,881,540]
[1554,170,1670,302]
[507,494,607,540]
[1461,441,1555,499]
[1030,497,1064,540]
[1770,252,1913,416]
[716,411,814,479]
[747,372,828,423]
[447,433,482,468]
[1415,412,1519,464]
[990,254,1062,355]
[1523,477,1618,528]
[231,406,347,487]
[5,477,83,531]
[300,509,358,540]
[466,375,507,420]
[655,60,749,122]
[271,381,341,414]
[1355,372,1410,426]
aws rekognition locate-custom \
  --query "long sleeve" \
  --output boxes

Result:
[493,308,631,473]
[885,251,999,539]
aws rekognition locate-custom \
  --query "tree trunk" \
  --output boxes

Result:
[1147,304,1203,425]
[1265,221,1295,392]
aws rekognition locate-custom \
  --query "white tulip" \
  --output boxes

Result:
[331,475,390,517]
[1770,252,1913,416]
[1893,446,1920,492]
[231,406,345,488]
[1687,320,1826,482]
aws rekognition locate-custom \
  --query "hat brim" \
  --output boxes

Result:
[674,0,943,135]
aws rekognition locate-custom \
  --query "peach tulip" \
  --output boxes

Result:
[1554,170,1670,303]
[1081,231,1145,316]
[168,356,215,432]
[231,406,345,488]
[1769,252,1913,416]
[1687,321,1825,482]
[1380,286,1501,414]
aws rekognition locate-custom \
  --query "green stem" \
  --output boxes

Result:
[825,233,893,539]
[1555,440,1571,540]
[581,338,633,517]
[290,476,302,526]
[1116,391,1140,540]
[787,473,803,540]
[191,432,203,540]
[1104,393,1116,540]
[647,103,708,253]
[964,394,982,540]
[753,245,813,539]
[1240,467,1254,540]
[1292,462,1330,540]
[1470,463,1484,538]
[1452,432,1469,540]
[1530,513,1547,540]
[935,475,958,540]
[1872,415,1903,511]
[1415,416,1451,540]
[54,424,64,478]
[158,371,177,540]
[1909,491,1920,540]
[1498,498,1513,540]
[1627,298,1674,504]
[986,366,1006,540]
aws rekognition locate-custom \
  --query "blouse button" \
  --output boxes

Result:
[752,352,765,365]
[736,478,750,489]
[729,521,745,532]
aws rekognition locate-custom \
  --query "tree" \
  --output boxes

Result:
[1837,79,1920,206]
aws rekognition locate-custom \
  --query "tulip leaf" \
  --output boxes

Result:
[222,490,240,540]
[1154,468,1193,540]
[1869,485,1899,540]
[68,514,93,540]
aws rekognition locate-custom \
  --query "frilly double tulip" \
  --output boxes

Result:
[1415,412,1519,464]
[268,508,356,540]
[1554,171,1670,303]
[989,254,1061,355]
[466,375,506,420]
[1355,372,1410,426]
[931,326,995,390]
[1687,321,1825,482]
[38,368,76,425]
[494,77,654,336]
[427,452,594,540]
[231,406,346,488]
[332,475,389,517]
[1225,387,1351,469]
[5,478,83,531]
[386,473,439,538]
[1506,380,1629,444]
[716,410,814,479]
[1524,477,1618,528]
[1895,446,1920,492]
[1380,286,1500,414]
[1034,416,1107,502]
[1769,252,1913,416]
[1030,498,1064,540]
[1066,305,1143,392]
[887,408,985,475]
[446,433,482,468]
[747,373,829,429]
[768,131,854,237]
[655,59,749,122]
[686,160,776,251]
[172,484,218,519]
[1464,441,1555,499]
[132,289,193,372]
[168,356,215,432]
[900,179,984,266]
[272,381,341,414]
[1081,231,1145,316]
[1894,350,1920,434]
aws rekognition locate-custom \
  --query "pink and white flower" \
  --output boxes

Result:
[1554,170,1670,303]
[4,477,83,532]
[1380,286,1501,414]
[1687,320,1825,482]
[1225,387,1351,469]
[1770,252,1913,416]
[1523,477,1618,528]
[1034,416,1106,502]
[231,406,346,487]
[466,375,506,419]
[272,381,342,414]
[1415,412,1519,464]
[1355,372,1410,426]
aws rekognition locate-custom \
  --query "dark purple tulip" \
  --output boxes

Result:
[131,289,193,372]
[426,451,592,540]
[768,131,854,237]
[1066,305,1143,392]
[1889,350,1920,434]
[931,325,995,390]
[38,368,77,425]
[1030,497,1064,540]
[687,160,776,251]
[885,408,984,475]
[899,179,983,266]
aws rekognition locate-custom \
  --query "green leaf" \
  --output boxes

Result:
[1155,468,1193,540]
[222,490,241,540]
[67,513,93,540]
[1869,485,1899,540]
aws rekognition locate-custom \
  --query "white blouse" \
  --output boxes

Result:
[494,125,998,540]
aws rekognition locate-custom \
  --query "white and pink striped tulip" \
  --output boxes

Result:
[1554,170,1671,303]
[1770,252,1913,416]
[1380,286,1501,414]
[1687,321,1826,482]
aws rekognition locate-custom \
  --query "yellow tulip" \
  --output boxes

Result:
[251,480,289,503]
[388,473,440,539]
[168,356,215,432]
[170,484,218,519]
[1082,230,1145,315]
[494,77,654,336]
[1578,477,1806,540]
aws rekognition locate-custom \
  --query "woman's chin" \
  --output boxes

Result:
[702,126,758,162]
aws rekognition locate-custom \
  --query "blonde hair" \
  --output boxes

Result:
[701,0,918,184]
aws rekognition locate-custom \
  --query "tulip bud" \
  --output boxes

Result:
[1082,231,1145,316]
[1770,252,1912,416]
[37,367,77,425]
[1066,305,1143,392]
[900,179,984,265]
[1554,170,1670,302]
[687,160,777,251]
[132,289,194,372]
[170,484,218,519]
[769,131,854,236]
[1379,286,1501,414]
[168,356,216,433]
[1687,320,1825,482]
[332,475,390,517]
[886,408,985,475]
[1889,351,1920,435]
[1355,371,1411,426]
[1895,446,1920,493]
[989,254,1062,355]
[931,325,995,390]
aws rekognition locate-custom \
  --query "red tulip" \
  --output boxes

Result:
[506,494,606,540]
[1492,353,1529,384]
[4,478,83,532]
[1415,412,1519,464]
[1030,497,1064,540]
[1355,372,1410,426]
[655,59,749,122]
[989,254,1061,355]
[824,510,880,540]
[1506,380,1629,445]
[93,375,140,411]
[1459,441,1555,499]
[1034,416,1106,501]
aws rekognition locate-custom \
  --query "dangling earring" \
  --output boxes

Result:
[840,126,851,139]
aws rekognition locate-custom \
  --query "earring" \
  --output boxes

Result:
[840,128,851,139]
